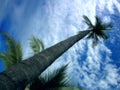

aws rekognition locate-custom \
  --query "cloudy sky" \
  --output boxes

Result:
[0,0,120,90]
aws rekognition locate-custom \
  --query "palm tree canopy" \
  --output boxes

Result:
[0,31,22,68]
[83,15,113,47]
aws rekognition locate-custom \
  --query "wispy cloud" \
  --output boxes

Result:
[96,0,120,13]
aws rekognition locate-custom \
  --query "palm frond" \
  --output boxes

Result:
[44,64,69,87]
[38,39,44,51]
[0,53,14,68]
[102,22,113,30]
[2,32,17,54]
[16,42,23,63]
[29,64,69,90]
[97,31,108,40]
[86,32,94,39]
[92,34,99,47]
[29,36,44,55]
[83,15,94,28]
[95,16,102,27]
[0,31,23,68]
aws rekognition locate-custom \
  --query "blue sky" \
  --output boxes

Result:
[0,0,120,90]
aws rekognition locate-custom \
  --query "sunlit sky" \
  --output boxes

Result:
[0,0,120,90]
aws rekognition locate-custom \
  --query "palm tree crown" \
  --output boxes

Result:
[82,15,112,46]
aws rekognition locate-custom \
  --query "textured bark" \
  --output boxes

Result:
[0,30,90,90]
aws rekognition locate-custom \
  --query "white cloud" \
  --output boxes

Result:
[70,43,119,90]
[114,0,120,12]
[96,0,120,14]
[99,80,109,89]
[105,64,119,85]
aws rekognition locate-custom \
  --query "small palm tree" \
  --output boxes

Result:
[0,31,22,69]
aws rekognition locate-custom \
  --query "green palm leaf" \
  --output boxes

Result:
[0,31,23,68]
[43,64,69,87]
[29,64,68,90]
[29,64,85,90]
[16,42,23,63]
[0,53,13,68]
[83,15,94,29]
[29,36,44,54]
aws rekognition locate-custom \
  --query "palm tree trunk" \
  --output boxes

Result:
[0,30,91,90]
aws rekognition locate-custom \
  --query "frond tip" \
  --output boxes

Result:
[83,15,94,28]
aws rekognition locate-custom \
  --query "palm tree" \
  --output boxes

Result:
[0,15,112,90]
[0,31,22,69]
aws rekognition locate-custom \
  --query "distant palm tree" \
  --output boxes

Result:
[0,15,112,90]
[0,31,22,69]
